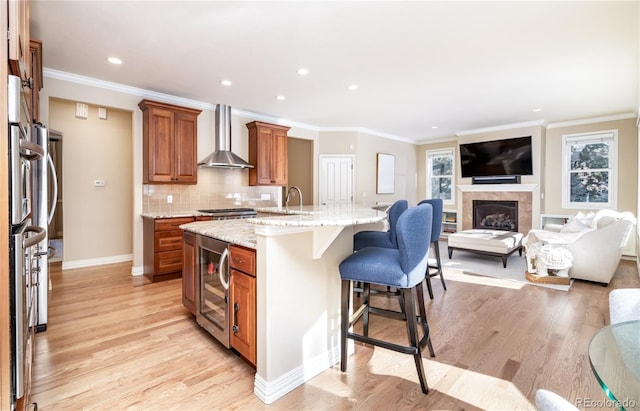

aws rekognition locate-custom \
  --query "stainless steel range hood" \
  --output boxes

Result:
[198,104,253,169]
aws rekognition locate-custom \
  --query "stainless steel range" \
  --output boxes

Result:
[194,207,256,347]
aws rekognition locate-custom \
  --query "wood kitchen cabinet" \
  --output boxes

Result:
[143,217,195,283]
[246,121,290,186]
[181,217,213,313]
[139,100,201,184]
[182,231,197,314]
[8,0,30,80]
[29,40,43,122]
[229,244,256,366]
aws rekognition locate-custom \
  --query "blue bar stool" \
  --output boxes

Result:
[353,200,408,251]
[353,200,408,295]
[339,203,436,394]
[418,198,447,299]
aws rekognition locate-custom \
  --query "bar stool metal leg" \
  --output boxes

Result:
[425,240,446,299]
[401,287,429,394]
[340,279,350,372]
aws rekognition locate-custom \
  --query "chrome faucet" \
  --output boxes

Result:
[285,186,303,208]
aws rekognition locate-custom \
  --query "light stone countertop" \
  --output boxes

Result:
[180,219,258,249]
[179,204,387,247]
[141,211,216,219]
[251,204,386,226]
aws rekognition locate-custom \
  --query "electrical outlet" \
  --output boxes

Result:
[167,195,173,204]
[261,194,271,200]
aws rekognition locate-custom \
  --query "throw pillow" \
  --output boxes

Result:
[596,215,617,229]
[581,211,596,228]
[570,211,585,222]
[560,218,589,233]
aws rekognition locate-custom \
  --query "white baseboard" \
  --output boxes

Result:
[253,346,340,404]
[61,254,133,270]
[131,265,144,276]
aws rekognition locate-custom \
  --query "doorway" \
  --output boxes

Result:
[48,129,63,262]
[285,137,314,205]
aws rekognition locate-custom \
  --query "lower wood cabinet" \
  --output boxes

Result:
[143,216,194,283]
[182,231,197,315]
[229,244,257,366]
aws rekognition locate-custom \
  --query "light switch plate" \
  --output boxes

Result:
[94,179,105,187]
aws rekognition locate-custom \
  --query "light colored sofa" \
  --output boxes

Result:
[524,209,635,285]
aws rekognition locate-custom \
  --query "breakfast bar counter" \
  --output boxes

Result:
[182,204,386,404]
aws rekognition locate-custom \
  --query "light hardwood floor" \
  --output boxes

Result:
[31,259,639,410]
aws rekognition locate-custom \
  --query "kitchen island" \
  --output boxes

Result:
[180,204,386,404]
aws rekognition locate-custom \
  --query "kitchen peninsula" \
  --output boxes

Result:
[180,205,386,404]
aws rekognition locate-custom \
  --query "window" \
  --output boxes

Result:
[562,130,617,209]
[426,148,455,205]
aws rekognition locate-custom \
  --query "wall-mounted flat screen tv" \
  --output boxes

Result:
[459,136,533,178]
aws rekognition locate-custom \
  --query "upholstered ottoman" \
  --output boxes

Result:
[448,229,524,268]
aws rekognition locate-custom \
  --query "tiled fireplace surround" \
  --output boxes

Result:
[459,185,535,235]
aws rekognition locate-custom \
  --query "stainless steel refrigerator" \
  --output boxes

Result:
[31,124,60,331]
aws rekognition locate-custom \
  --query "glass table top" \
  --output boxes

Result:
[588,320,640,411]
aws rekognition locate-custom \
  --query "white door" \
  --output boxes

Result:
[319,156,354,205]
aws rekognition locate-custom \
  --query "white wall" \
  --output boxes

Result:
[48,98,133,267]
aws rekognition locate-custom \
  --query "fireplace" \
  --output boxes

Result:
[458,184,534,234]
[473,200,518,232]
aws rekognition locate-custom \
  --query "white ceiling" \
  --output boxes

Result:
[30,1,639,143]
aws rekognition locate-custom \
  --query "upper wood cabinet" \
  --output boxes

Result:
[8,0,30,80]
[246,121,290,186]
[29,40,43,122]
[139,100,201,184]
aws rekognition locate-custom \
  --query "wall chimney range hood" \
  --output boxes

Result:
[198,104,253,169]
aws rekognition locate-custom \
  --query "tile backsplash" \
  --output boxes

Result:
[142,168,281,213]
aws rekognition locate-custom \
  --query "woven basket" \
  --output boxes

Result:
[525,271,571,285]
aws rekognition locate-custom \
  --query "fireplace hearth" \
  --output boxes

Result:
[473,200,518,232]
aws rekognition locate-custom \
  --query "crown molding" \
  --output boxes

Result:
[47,68,633,145]
[230,107,322,132]
[43,67,418,143]
[546,113,637,129]
[318,126,414,144]
[44,68,323,132]
[415,135,458,145]
[43,67,217,111]
[456,120,546,137]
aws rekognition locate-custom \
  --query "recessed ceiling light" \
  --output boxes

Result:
[432,126,439,129]
[533,108,542,112]
[220,80,232,86]
[347,84,358,91]
[106,57,122,65]
[297,68,309,76]
[276,95,286,101]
